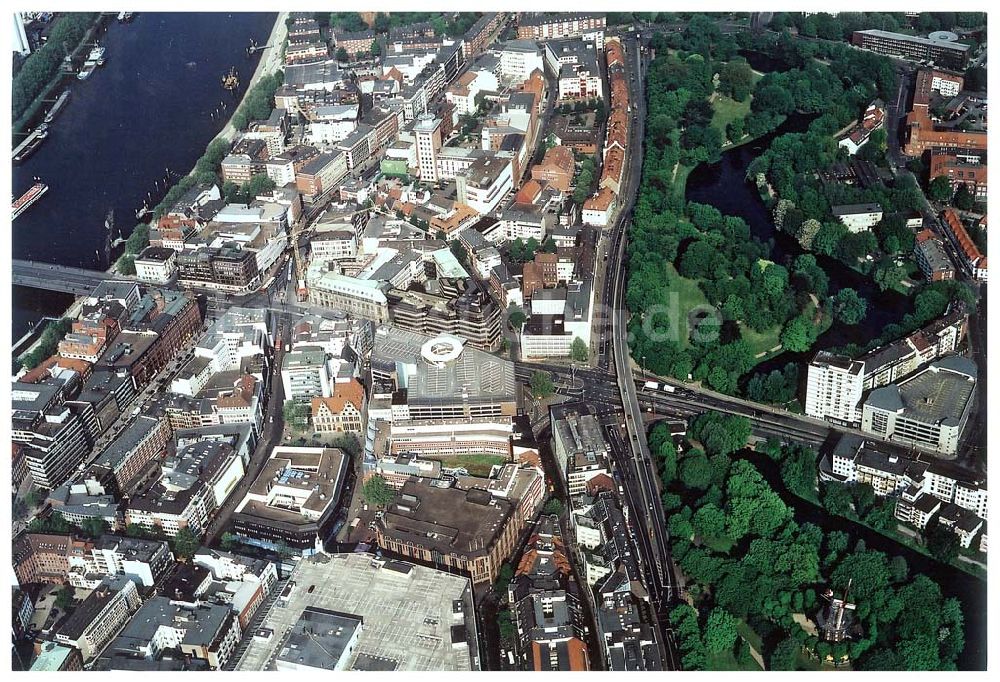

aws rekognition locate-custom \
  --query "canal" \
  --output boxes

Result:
[734,452,986,670]
[685,112,912,376]
[12,11,276,342]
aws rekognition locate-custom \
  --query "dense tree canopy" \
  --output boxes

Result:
[362,475,394,507]
[664,418,966,671]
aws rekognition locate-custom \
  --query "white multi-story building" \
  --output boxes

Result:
[804,351,865,425]
[310,229,358,261]
[280,349,336,402]
[831,203,884,233]
[498,40,545,84]
[456,155,513,215]
[413,114,443,183]
[824,435,987,551]
[520,281,594,360]
[134,246,177,284]
[55,577,142,662]
[500,203,554,242]
[83,536,174,588]
[544,39,605,102]
[171,307,270,397]
[265,155,298,187]
[446,70,500,119]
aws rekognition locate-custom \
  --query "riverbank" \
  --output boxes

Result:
[14,13,283,370]
[110,10,286,269]
[209,11,288,148]
[12,13,106,137]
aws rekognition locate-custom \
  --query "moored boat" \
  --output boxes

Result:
[13,181,49,220]
[43,90,71,124]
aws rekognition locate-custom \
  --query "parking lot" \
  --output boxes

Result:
[237,552,480,671]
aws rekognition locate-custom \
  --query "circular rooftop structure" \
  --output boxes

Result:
[421,334,465,366]
[928,30,959,42]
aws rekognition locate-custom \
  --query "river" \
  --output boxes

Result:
[734,452,986,670]
[685,112,912,376]
[11,11,276,343]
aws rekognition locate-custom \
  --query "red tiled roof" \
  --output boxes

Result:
[942,209,983,267]
[311,379,365,417]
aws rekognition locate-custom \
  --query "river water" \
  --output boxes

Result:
[11,11,276,342]
[735,452,986,670]
[685,113,912,376]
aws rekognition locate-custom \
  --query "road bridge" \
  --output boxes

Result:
[12,259,138,295]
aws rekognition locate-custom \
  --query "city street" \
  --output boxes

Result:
[202,310,293,546]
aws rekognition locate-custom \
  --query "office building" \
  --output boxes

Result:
[98,597,241,670]
[374,478,520,585]
[851,29,970,70]
[413,114,444,183]
[232,446,347,556]
[456,155,514,215]
[54,577,142,662]
[12,380,92,490]
[281,349,336,402]
[387,277,504,351]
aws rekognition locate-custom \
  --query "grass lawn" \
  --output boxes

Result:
[736,620,764,654]
[711,70,763,144]
[672,163,696,202]
[662,263,711,349]
[706,649,763,671]
[425,454,509,478]
[702,534,735,553]
[711,94,752,137]
[740,322,783,360]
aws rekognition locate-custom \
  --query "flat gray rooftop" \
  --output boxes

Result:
[237,552,479,672]
[868,357,977,425]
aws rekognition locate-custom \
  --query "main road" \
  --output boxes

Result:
[604,32,682,669]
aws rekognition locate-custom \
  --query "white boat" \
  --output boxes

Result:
[77,62,96,80]
[89,44,106,65]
